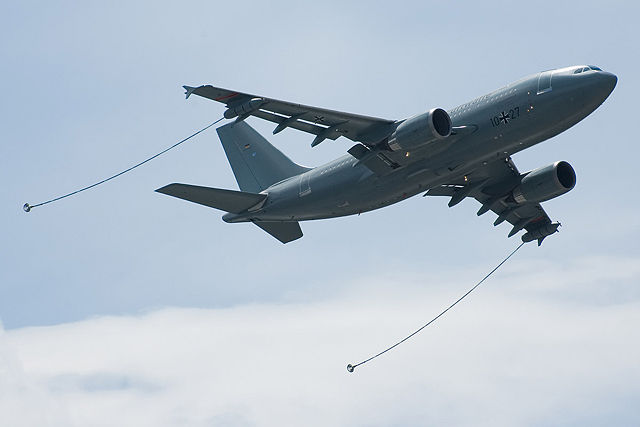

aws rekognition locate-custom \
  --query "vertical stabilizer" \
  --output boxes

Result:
[217,122,310,192]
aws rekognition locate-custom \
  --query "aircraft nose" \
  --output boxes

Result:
[593,71,617,104]
[600,71,617,94]
[570,70,617,104]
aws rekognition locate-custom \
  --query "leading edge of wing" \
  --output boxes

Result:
[183,84,394,123]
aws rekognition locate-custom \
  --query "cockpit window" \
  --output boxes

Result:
[575,66,602,74]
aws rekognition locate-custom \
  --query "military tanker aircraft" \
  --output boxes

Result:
[157,65,616,244]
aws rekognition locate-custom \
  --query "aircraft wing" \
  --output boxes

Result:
[183,85,396,147]
[425,157,560,245]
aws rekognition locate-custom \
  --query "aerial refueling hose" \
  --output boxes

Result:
[21,116,528,374]
[23,117,224,212]
[347,241,525,373]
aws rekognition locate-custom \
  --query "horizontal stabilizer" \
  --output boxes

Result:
[156,183,266,213]
[253,221,303,244]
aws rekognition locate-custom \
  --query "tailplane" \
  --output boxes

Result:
[156,184,266,213]
[217,121,309,192]
[156,183,303,244]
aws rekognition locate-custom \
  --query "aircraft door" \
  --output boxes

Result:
[537,71,553,95]
[299,172,311,197]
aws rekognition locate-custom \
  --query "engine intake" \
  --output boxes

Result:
[513,161,576,204]
[387,108,452,152]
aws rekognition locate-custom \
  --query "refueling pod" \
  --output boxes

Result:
[522,222,561,244]
[387,108,451,152]
[224,97,265,120]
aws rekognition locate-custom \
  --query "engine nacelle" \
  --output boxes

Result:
[387,108,452,152]
[513,161,576,204]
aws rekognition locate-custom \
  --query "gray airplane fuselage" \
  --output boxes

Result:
[223,66,616,223]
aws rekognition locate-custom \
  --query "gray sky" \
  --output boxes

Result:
[1,1,639,425]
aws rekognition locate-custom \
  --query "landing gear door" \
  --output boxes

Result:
[537,70,553,95]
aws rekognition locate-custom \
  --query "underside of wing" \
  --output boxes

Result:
[425,157,570,245]
[183,85,396,147]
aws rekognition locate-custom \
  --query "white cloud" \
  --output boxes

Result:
[2,257,640,427]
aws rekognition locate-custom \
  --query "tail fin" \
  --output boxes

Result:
[156,184,266,213]
[217,121,310,192]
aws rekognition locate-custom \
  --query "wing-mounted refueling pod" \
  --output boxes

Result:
[223,97,265,122]
[521,222,561,246]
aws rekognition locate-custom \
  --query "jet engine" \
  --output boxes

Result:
[387,108,452,152]
[512,161,576,204]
